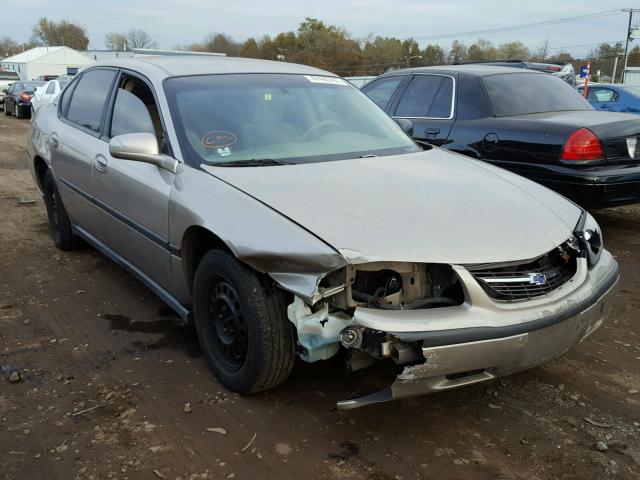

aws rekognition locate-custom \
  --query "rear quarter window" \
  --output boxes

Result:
[483,73,591,116]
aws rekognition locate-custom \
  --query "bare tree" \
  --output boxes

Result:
[126,30,157,49]
[105,32,129,50]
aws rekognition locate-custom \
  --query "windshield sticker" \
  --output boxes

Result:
[217,147,231,157]
[304,75,349,86]
[202,130,237,149]
[264,92,273,101]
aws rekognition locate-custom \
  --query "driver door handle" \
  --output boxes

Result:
[94,154,109,173]
[425,127,440,137]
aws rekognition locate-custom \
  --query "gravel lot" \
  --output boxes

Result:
[1,117,639,480]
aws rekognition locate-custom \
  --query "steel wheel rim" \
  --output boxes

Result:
[207,277,248,371]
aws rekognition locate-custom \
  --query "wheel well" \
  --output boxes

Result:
[181,226,232,293]
[34,156,48,190]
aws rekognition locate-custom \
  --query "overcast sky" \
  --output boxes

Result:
[3,0,636,56]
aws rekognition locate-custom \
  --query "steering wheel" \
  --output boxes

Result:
[301,120,343,142]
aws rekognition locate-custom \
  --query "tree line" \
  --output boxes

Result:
[1,17,639,80]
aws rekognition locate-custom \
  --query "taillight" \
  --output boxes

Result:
[560,128,604,162]
[546,65,562,71]
[19,92,31,102]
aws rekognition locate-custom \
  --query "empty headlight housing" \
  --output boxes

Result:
[576,212,602,266]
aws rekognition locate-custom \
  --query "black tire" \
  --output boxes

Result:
[16,105,25,119]
[42,169,81,251]
[4,102,11,115]
[193,250,296,394]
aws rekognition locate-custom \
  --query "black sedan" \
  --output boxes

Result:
[3,81,44,119]
[362,65,640,208]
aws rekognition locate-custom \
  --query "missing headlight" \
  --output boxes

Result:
[342,262,464,310]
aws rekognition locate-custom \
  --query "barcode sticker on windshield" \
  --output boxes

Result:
[304,75,349,86]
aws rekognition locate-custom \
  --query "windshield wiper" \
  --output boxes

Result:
[214,158,292,167]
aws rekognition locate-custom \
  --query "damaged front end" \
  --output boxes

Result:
[285,261,467,406]
[283,232,618,410]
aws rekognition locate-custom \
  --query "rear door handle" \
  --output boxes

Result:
[94,154,109,172]
[425,127,440,137]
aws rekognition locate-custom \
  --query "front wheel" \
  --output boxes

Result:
[192,250,296,394]
[42,169,81,251]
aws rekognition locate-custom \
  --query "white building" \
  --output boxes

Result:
[0,46,94,81]
[624,67,640,86]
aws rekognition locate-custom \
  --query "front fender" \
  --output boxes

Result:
[168,166,348,304]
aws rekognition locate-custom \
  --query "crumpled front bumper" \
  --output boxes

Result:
[337,251,619,409]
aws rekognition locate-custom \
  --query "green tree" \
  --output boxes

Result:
[447,40,467,64]
[497,41,530,60]
[402,38,422,67]
[31,18,89,50]
[240,38,260,58]
[362,36,404,73]
[467,39,497,61]
[422,44,445,66]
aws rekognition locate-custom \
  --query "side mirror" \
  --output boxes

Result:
[394,118,414,137]
[1,88,7,94]
[109,133,178,173]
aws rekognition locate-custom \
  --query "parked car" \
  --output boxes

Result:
[3,80,45,118]
[31,76,71,113]
[27,58,618,409]
[578,84,640,114]
[362,65,640,208]
[0,69,20,110]
[457,60,577,86]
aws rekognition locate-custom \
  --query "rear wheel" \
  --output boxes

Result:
[4,102,11,115]
[42,169,81,251]
[15,105,25,119]
[193,250,296,394]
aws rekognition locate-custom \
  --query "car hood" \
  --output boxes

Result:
[202,149,582,265]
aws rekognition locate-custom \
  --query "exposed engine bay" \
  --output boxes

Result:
[287,262,464,365]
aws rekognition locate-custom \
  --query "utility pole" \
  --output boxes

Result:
[622,8,639,84]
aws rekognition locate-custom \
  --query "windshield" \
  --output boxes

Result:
[164,73,419,166]
[483,73,592,116]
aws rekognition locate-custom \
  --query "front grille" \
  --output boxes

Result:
[467,247,578,301]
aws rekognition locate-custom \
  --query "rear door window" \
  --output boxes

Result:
[361,76,404,109]
[587,88,618,103]
[66,69,116,133]
[394,75,454,118]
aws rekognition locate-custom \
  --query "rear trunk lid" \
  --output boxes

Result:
[507,111,640,163]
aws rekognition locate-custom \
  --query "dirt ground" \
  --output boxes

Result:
[1,117,639,480]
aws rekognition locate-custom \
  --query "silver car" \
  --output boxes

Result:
[26,57,619,409]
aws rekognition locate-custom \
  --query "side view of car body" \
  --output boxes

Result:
[27,57,618,408]
[4,80,45,118]
[31,76,71,113]
[362,65,640,208]
[578,84,640,114]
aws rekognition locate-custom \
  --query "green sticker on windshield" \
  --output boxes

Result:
[264,92,272,101]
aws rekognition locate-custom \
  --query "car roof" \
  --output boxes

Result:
[90,56,333,80]
[381,65,545,77]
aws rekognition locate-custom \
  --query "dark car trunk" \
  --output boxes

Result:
[501,111,640,164]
